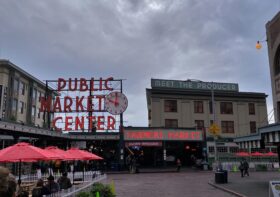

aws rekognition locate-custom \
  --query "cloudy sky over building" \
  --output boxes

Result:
[0,0,279,126]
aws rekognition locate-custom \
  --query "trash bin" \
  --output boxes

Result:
[215,170,228,184]
[215,171,225,184]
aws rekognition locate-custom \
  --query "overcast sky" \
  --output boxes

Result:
[0,0,279,126]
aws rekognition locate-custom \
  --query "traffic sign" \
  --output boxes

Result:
[209,123,220,136]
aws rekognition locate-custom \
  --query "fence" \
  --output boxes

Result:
[17,170,107,197]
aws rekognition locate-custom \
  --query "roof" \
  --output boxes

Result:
[0,59,54,90]
[146,88,267,99]
[266,11,280,28]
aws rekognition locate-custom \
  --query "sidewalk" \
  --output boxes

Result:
[209,171,280,197]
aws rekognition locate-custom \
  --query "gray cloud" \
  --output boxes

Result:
[0,0,278,126]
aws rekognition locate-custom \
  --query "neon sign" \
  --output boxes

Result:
[40,77,120,132]
[124,129,202,141]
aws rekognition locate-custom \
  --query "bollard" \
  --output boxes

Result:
[110,180,116,195]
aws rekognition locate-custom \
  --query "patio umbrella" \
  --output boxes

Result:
[65,148,103,160]
[65,148,103,182]
[251,152,264,157]
[264,152,278,156]
[235,152,250,157]
[0,142,59,184]
[45,146,84,176]
[45,146,80,161]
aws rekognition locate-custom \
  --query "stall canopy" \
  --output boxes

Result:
[251,152,264,157]
[235,152,250,157]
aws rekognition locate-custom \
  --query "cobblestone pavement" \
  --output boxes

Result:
[103,171,235,197]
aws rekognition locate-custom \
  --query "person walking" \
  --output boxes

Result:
[239,160,245,177]
[176,158,182,172]
[243,159,249,176]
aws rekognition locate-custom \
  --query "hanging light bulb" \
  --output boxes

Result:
[256,41,262,50]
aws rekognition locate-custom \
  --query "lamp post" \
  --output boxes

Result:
[209,82,220,163]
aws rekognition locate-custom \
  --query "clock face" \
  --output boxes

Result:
[104,91,128,115]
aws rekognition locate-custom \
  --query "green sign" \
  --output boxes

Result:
[151,79,238,92]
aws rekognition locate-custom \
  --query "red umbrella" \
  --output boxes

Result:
[251,151,264,157]
[45,146,81,161]
[0,142,58,162]
[264,152,278,156]
[235,152,250,157]
[66,148,103,183]
[66,148,103,160]
[0,142,59,184]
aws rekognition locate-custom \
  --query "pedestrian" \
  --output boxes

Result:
[243,159,249,176]
[31,179,50,197]
[239,160,245,177]
[176,158,182,172]
[57,172,72,190]
[45,175,60,194]
[0,166,17,197]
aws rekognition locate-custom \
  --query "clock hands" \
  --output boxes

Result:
[108,98,119,106]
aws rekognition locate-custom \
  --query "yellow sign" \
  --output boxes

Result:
[209,123,220,136]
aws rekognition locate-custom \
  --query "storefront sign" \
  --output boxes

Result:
[125,142,162,147]
[124,129,202,141]
[40,77,119,132]
[151,79,238,92]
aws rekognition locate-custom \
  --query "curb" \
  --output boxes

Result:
[208,181,247,197]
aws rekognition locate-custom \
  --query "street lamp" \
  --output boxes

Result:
[209,82,220,163]
[256,39,267,50]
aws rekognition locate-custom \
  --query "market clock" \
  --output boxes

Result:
[104,91,128,115]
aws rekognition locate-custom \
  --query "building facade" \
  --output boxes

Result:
[147,79,268,138]
[267,11,280,123]
[0,59,49,127]
[147,79,268,159]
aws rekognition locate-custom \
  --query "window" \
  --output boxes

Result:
[249,103,255,115]
[37,110,40,119]
[19,81,25,95]
[38,91,41,102]
[217,147,227,153]
[221,121,234,133]
[32,88,37,104]
[148,109,151,120]
[208,146,214,153]
[250,121,256,133]
[13,79,19,95]
[194,101,203,113]
[209,101,213,114]
[220,102,233,114]
[19,101,24,114]
[165,119,178,127]
[32,106,36,118]
[195,120,204,129]
[164,100,177,112]
[12,99,18,112]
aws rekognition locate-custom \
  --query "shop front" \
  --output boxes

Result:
[124,127,204,168]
